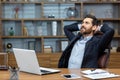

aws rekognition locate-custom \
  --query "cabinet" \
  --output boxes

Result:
[0,0,120,67]
[0,53,8,69]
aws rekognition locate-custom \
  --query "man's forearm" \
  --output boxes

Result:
[64,23,80,41]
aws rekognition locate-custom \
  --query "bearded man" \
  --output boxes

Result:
[58,14,114,68]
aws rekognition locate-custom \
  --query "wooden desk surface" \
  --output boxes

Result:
[0,68,120,80]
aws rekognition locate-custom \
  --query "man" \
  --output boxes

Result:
[58,14,114,68]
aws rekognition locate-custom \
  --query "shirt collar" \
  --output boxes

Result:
[80,36,93,41]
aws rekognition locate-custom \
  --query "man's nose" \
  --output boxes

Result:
[81,23,85,27]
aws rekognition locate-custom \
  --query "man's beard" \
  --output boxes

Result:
[80,27,93,35]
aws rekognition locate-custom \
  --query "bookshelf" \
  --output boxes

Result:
[0,0,120,68]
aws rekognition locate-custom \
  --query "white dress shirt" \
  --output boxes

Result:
[68,36,92,69]
[68,24,93,69]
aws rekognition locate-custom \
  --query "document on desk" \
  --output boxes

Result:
[82,69,120,79]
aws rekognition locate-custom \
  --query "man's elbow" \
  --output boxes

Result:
[110,28,115,37]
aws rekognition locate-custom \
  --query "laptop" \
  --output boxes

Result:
[13,48,60,75]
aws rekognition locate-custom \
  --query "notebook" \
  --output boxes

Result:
[13,48,60,75]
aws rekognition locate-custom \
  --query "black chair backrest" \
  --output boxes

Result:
[98,48,110,68]
[95,31,111,68]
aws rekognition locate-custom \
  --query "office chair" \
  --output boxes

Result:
[95,31,111,68]
[98,47,111,68]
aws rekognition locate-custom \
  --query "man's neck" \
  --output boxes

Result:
[83,33,93,38]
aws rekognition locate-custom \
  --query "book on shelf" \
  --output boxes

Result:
[44,46,52,53]
[0,65,8,70]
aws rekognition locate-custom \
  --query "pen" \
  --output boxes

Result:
[9,66,19,80]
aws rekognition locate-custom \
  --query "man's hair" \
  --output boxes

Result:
[84,14,100,26]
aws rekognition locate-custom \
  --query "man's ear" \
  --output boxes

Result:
[92,25,99,34]
[92,25,97,31]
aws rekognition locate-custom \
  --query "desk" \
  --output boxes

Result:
[0,68,120,80]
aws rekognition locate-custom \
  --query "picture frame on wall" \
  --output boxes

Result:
[59,40,69,52]
[28,41,35,50]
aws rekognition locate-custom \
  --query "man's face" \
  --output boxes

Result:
[80,18,96,35]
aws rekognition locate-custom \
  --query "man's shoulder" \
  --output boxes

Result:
[92,34,102,41]
[94,31,103,36]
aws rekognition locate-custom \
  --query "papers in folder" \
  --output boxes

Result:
[82,69,120,79]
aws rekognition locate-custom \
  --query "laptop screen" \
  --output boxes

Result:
[13,48,41,75]
[13,48,60,75]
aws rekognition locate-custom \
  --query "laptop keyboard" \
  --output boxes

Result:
[40,70,51,73]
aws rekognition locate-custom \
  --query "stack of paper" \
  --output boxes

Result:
[44,46,52,53]
[82,69,120,79]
